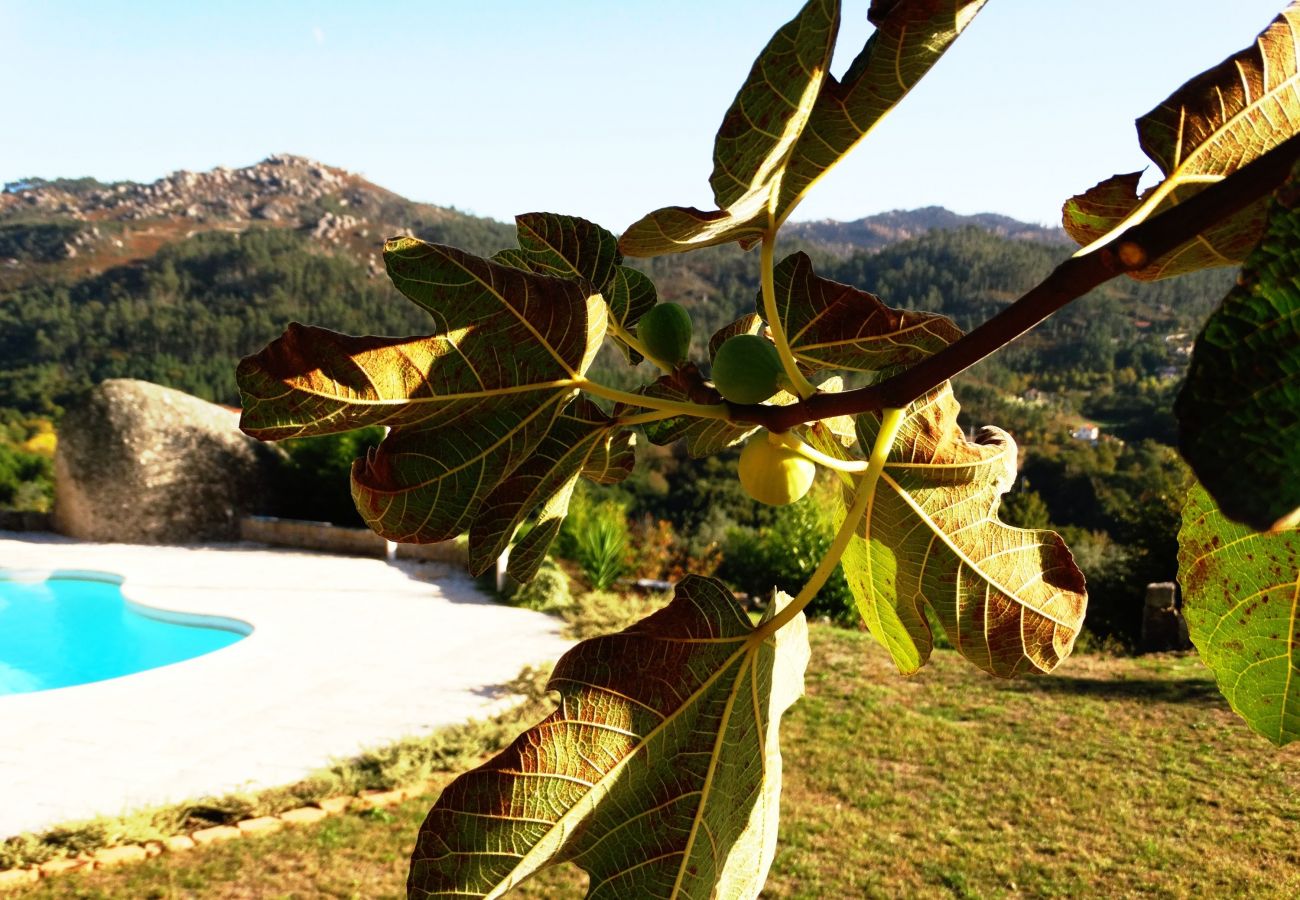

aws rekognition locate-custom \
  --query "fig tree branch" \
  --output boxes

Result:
[728,132,1300,433]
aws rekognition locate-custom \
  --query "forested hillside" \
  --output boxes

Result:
[0,157,1241,644]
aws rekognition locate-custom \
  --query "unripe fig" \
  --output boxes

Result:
[712,333,784,404]
[738,433,816,506]
[636,302,693,366]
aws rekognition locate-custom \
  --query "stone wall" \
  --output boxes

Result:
[0,511,52,532]
[240,516,387,557]
[240,516,468,567]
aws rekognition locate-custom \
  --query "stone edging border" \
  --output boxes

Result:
[0,782,431,891]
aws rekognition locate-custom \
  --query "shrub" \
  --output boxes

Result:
[557,488,630,590]
[0,441,53,512]
[719,477,855,624]
[508,557,572,612]
[627,515,723,583]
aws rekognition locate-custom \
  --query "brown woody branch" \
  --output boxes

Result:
[725,131,1300,433]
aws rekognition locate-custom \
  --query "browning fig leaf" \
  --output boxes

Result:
[407,576,810,900]
[494,213,657,364]
[469,397,633,581]
[708,313,765,360]
[513,212,620,287]
[768,251,963,374]
[1176,170,1300,532]
[237,238,607,543]
[842,385,1087,676]
[620,0,987,257]
[1179,483,1300,746]
[1063,3,1300,279]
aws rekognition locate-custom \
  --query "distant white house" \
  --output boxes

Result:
[1071,423,1100,443]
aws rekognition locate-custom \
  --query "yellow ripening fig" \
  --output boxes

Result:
[636,302,693,366]
[738,432,816,506]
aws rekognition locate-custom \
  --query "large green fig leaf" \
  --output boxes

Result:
[1176,173,1300,532]
[407,576,810,899]
[469,397,634,582]
[620,0,986,257]
[844,385,1087,676]
[238,238,607,543]
[494,212,657,364]
[1179,483,1300,746]
[768,251,963,374]
[1063,3,1300,279]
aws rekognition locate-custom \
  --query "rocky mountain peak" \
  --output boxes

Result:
[0,154,376,226]
[0,155,468,283]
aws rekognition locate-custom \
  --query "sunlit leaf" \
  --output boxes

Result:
[579,424,636,487]
[1179,483,1300,746]
[1176,174,1300,532]
[804,404,927,672]
[238,239,606,543]
[1063,3,1300,279]
[407,576,809,899]
[843,385,1087,676]
[494,213,657,363]
[769,251,962,374]
[469,398,633,580]
[791,376,859,451]
[620,0,986,257]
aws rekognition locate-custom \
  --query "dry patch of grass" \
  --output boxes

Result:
[10,627,1298,898]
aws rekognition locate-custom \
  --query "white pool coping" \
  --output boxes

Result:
[0,531,573,839]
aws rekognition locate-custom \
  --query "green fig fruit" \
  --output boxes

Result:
[636,302,693,366]
[712,333,784,404]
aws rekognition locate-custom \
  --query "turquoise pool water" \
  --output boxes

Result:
[0,572,250,695]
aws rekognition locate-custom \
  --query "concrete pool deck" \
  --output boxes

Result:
[0,531,573,839]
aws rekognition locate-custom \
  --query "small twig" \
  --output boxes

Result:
[724,132,1300,432]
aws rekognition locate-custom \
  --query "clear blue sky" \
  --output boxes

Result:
[0,1,1286,229]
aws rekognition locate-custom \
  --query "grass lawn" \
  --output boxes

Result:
[12,625,1298,898]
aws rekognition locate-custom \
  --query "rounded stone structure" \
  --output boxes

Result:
[53,379,283,543]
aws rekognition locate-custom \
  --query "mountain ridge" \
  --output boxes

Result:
[783,206,1068,255]
[1,155,1067,284]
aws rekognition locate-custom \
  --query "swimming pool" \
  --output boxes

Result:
[0,571,251,695]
